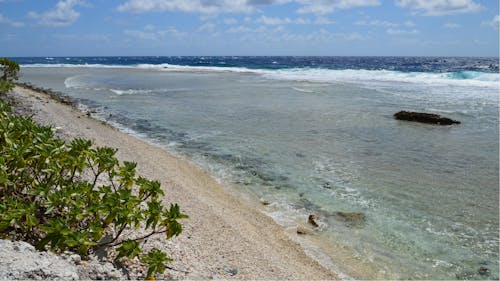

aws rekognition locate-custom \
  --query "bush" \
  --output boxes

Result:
[0,100,187,278]
[0,58,19,94]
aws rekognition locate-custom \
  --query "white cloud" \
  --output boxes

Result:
[343,32,364,41]
[403,20,415,27]
[52,33,111,42]
[0,13,24,27]
[117,0,379,15]
[226,25,268,33]
[355,19,415,28]
[254,15,336,25]
[124,26,186,40]
[395,0,481,16]
[255,15,293,25]
[223,18,238,25]
[28,0,84,27]
[280,29,365,42]
[443,22,461,28]
[355,20,399,27]
[296,0,380,15]
[199,22,216,32]
[481,15,499,30]
[313,17,335,25]
[386,28,419,35]
[117,0,257,14]
[124,29,160,40]
[254,15,312,25]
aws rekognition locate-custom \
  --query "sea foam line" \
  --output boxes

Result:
[23,63,500,88]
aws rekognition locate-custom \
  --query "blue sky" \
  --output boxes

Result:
[0,0,498,56]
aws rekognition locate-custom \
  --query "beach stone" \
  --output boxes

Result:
[394,111,460,125]
[308,214,320,227]
[70,254,82,265]
[260,199,271,206]
[335,212,366,227]
[0,239,79,280]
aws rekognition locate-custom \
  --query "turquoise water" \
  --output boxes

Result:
[20,65,499,280]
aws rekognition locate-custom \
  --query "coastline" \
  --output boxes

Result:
[8,85,340,280]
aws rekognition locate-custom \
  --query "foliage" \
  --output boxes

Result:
[141,248,173,278]
[0,100,187,277]
[0,58,20,94]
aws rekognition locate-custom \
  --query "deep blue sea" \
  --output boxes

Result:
[15,56,500,280]
[13,55,500,73]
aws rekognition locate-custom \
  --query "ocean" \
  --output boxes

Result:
[14,56,499,280]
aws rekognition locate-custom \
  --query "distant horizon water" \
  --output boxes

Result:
[17,56,499,280]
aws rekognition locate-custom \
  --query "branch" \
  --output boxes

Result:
[104,229,167,247]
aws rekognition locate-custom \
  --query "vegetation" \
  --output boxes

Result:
[0,58,20,94]
[0,58,187,278]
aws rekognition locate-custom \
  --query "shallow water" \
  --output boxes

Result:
[19,60,499,279]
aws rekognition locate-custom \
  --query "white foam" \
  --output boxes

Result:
[292,87,315,93]
[135,63,263,75]
[109,88,153,95]
[22,63,134,69]
[24,63,500,90]
[64,75,87,88]
[264,68,500,89]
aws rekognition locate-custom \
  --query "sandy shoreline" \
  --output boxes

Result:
[8,85,339,280]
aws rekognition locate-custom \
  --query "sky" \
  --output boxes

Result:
[0,0,498,57]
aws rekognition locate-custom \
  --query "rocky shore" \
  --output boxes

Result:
[0,239,125,280]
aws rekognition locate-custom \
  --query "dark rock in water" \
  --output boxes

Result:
[335,212,366,227]
[308,214,319,227]
[394,111,460,125]
[478,267,490,276]
[322,182,332,189]
[298,198,319,210]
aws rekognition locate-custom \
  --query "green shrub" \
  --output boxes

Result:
[0,58,19,94]
[0,100,187,278]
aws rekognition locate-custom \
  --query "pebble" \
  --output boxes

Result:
[70,254,82,265]
[260,199,271,206]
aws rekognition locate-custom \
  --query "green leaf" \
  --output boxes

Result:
[145,200,162,229]
[161,204,188,238]
[140,249,173,278]
[115,239,141,261]
[137,177,164,199]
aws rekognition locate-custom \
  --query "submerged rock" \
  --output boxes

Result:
[478,266,490,277]
[394,111,460,125]
[335,212,366,227]
[308,214,320,227]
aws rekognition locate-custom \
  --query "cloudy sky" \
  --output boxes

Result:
[0,0,498,56]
